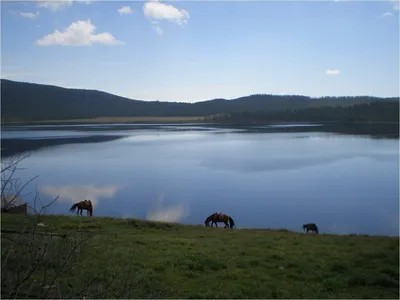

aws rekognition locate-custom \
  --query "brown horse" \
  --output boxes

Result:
[303,223,318,234]
[69,199,93,216]
[205,212,235,228]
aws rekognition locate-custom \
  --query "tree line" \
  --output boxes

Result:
[208,101,399,124]
[2,79,399,122]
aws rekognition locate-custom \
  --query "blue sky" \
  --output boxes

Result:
[1,0,399,102]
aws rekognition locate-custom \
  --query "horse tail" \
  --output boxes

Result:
[228,217,235,228]
[315,225,319,234]
[69,203,78,212]
[89,204,93,216]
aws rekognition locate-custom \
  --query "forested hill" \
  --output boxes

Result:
[211,101,400,124]
[1,79,399,122]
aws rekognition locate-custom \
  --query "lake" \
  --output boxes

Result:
[1,123,399,236]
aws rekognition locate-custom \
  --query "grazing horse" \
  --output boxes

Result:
[303,223,318,234]
[205,212,235,228]
[69,199,93,216]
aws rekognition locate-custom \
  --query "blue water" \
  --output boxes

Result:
[2,125,399,236]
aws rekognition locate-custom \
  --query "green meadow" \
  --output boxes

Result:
[1,214,398,299]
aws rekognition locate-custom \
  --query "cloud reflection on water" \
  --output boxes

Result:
[39,184,122,206]
[146,192,189,223]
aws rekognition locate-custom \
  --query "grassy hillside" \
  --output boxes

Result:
[2,79,398,122]
[1,214,398,299]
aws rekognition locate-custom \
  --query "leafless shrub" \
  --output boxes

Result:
[1,153,133,299]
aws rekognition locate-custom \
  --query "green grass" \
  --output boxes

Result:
[1,214,399,299]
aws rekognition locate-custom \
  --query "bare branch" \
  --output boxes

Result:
[1,153,31,174]
[1,152,133,299]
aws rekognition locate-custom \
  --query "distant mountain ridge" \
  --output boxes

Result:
[1,79,398,122]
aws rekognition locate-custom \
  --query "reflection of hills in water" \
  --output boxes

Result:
[241,122,399,139]
[1,135,126,158]
[4,122,399,136]
[5,123,216,132]
[1,122,398,158]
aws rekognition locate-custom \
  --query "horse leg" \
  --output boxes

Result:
[80,209,83,216]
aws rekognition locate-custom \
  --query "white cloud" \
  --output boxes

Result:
[380,11,394,17]
[118,6,133,15]
[144,1,189,25]
[36,0,73,12]
[36,0,93,13]
[326,69,340,75]
[20,11,40,19]
[35,20,124,46]
[152,21,163,35]
[143,0,189,34]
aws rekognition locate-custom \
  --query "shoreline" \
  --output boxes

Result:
[2,118,399,127]
[4,212,400,238]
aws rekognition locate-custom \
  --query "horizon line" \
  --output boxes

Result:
[1,78,399,104]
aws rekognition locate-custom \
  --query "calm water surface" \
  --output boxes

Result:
[2,124,399,236]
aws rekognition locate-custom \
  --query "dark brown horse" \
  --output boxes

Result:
[205,212,235,228]
[303,223,318,234]
[70,199,93,216]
